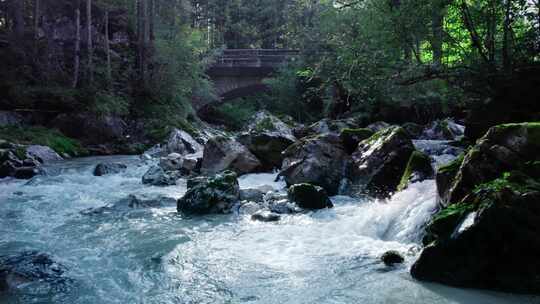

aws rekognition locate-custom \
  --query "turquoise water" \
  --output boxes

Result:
[0,156,537,304]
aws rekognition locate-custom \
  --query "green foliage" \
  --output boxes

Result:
[438,153,465,174]
[214,99,259,131]
[0,126,88,156]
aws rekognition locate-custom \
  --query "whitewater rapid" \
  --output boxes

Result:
[0,155,537,303]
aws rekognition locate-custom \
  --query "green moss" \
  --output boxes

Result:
[423,202,476,245]
[14,146,27,160]
[254,117,277,133]
[0,126,87,156]
[438,152,465,175]
[364,126,402,145]
[398,151,432,191]
[474,171,540,194]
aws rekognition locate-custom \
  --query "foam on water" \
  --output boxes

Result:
[0,155,537,303]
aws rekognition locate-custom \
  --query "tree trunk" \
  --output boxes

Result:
[502,0,512,73]
[86,0,93,84]
[11,0,25,59]
[460,1,490,65]
[73,0,81,88]
[431,2,444,66]
[137,0,146,85]
[105,9,111,85]
[149,0,155,42]
[34,0,40,40]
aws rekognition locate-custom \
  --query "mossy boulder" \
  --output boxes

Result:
[398,151,434,191]
[349,126,415,197]
[339,128,374,154]
[279,134,349,195]
[441,123,540,207]
[177,171,240,215]
[413,123,540,294]
[237,111,297,170]
[287,183,333,210]
[412,172,540,294]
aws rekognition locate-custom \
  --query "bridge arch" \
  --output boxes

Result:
[196,49,299,111]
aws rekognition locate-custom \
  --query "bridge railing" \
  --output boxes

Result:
[211,49,299,68]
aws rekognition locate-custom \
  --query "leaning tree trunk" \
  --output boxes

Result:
[73,0,81,88]
[86,0,93,84]
[502,0,513,74]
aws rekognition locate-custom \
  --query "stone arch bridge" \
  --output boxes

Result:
[197,49,299,112]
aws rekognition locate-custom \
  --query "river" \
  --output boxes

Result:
[0,151,538,303]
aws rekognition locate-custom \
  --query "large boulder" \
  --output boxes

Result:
[25,145,63,163]
[0,251,71,293]
[0,148,43,179]
[237,111,296,170]
[412,123,540,294]
[177,171,240,215]
[279,134,349,195]
[164,128,203,156]
[287,183,333,210]
[141,165,180,186]
[201,136,261,175]
[440,123,540,207]
[349,126,415,197]
[50,113,126,144]
[412,173,540,294]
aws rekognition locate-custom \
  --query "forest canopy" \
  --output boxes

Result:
[0,0,538,130]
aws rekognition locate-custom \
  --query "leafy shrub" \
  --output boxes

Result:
[0,126,88,156]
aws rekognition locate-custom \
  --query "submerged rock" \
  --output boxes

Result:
[381,251,405,266]
[237,111,296,170]
[142,165,180,186]
[287,183,333,210]
[82,194,176,215]
[251,211,281,222]
[0,251,71,293]
[177,171,240,215]
[349,126,415,197]
[279,134,349,195]
[93,162,127,176]
[239,188,266,203]
[201,136,261,175]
